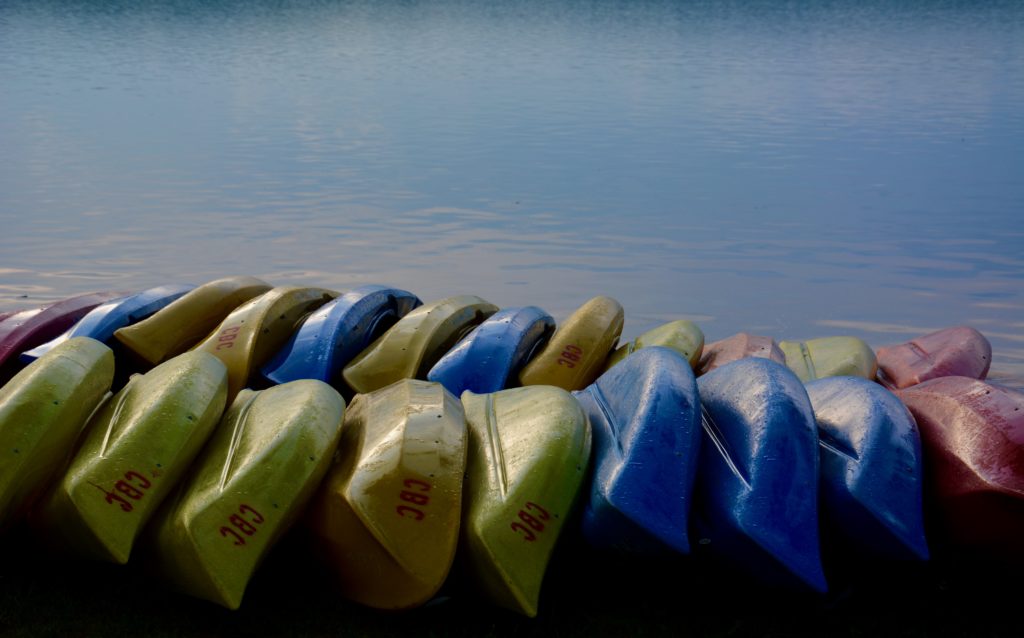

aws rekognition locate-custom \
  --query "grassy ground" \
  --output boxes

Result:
[1,523,1020,638]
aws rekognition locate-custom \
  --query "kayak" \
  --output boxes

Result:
[696,332,784,376]
[460,386,591,617]
[694,358,827,592]
[779,336,877,382]
[20,284,195,363]
[0,338,114,528]
[602,319,704,371]
[191,286,338,403]
[427,306,555,395]
[114,276,271,366]
[518,296,624,392]
[341,296,498,394]
[896,377,1024,560]
[0,291,127,374]
[150,380,345,610]
[34,352,228,563]
[876,326,992,390]
[574,347,701,554]
[308,380,467,610]
[806,376,929,561]
[260,285,421,387]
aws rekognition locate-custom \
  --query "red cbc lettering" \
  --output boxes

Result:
[557,345,583,368]
[93,469,153,512]
[396,478,431,521]
[219,504,265,546]
[510,502,551,541]
[215,326,241,351]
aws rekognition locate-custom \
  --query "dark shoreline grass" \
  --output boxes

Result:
[1,523,1019,638]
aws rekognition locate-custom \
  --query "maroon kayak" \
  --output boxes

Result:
[0,291,127,370]
[697,332,785,376]
[878,326,991,390]
[897,376,1024,560]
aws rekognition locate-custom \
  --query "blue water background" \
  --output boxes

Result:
[1,0,1022,386]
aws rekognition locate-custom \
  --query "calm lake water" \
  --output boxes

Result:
[1,0,1022,387]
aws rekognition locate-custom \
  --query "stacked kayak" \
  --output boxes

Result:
[0,278,1017,616]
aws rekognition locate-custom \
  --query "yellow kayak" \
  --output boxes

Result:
[779,336,878,382]
[518,296,624,391]
[460,386,591,617]
[308,379,467,610]
[191,286,337,403]
[341,296,497,394]
[35,352,228,563]
[149,380,345,610]
[115,276,271,366]
[602,319,704,371]
[0,338,114,527]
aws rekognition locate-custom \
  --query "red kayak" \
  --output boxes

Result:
[0,291,127,372]
[878,326,991,390]
[696,333,784,376]
[896,376,1024,560]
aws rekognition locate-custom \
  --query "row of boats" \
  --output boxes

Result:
[0,277,1020,616]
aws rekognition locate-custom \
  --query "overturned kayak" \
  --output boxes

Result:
[696,332,784,376]
[897,377,1024,559]
[807,376,928,561]
[603,320,704,371]
[427,306,555,395]
[877,326,992,390]
[0,338,114,528]
[574,347,701,554]
[150,380,345,610]
[518,296,623,392]
[261,285,421,387]
[192,286,337,402]
[35,352,228,563]
[779,336,877,382]
[114,276,271,366]
[460,386,591,617]
[0,291,126,372]
[694,358,827,592]
[308,380,466,610]
[20,284,195,364]
[342,296,498,394]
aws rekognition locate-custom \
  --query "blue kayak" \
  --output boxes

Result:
[806,376,929,561]
[427,306,554,395]
[260,285,421,386]
[694,357,827,593]
[573,347,701,554]
[19,284,194,364]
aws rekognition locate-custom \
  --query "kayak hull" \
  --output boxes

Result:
[696,333,784,376]
[779,337,877,382]
[575,347,701,554]
[603,320,704,371]
[877,326,992,390]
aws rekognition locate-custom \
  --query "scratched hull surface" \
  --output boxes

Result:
[694,358,827,592]
[261,285,421,386]
[574,347,701,554]
[0,291,127,374]
[150,380,345,610]
[192,286,337,402]
[877,326,992,390]
[518,295,624,392]
[896,377,1024,559]
[460,386,592,617]
[0,338,114,527]
[20,285,194,364]
[427,306,555,396]
[34,352,228,563]
[114,276,271,366]
[308,380,467,610]
[806,377,928,561]
[696,333,785,376]
[342,296,498,394]
[779,336,877,382]
[603,320,704,372]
